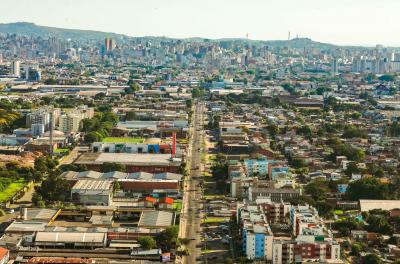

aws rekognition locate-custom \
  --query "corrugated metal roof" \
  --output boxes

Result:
[35,232,106,243]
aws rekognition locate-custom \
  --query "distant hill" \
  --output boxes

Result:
[0,22,128,41]
[0,22,356,50]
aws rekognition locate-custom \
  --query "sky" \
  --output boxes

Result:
[1,0,400,46]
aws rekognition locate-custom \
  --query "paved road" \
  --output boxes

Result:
[180,101,204,264]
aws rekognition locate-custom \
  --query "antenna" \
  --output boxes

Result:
[288,31,291,41]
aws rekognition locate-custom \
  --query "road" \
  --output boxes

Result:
[180,101,204,264]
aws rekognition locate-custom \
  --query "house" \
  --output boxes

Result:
[158,197,174,209]
[138,197,157,208]
[0,247,9,264]
[351,230,368,241]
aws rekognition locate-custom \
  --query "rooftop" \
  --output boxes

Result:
[138,211,174,228]
[74,153,181,166]
[72,180,113,191]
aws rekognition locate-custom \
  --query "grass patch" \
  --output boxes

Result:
[54,148,69,153]
[0,179,27,202]
[173,201,182,211]
[204,172,212,177]
[202,217,228,224]
[203,194,225,200]
[334,210,344,215]
[102,137,145,143]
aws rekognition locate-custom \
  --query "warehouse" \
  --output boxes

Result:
[74,153,182,173]
[138,211,175,228]
[71,180,113,206]
[34,232,107,248]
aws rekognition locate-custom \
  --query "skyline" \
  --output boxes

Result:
[1,0,400,47]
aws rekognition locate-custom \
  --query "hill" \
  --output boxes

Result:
[0,22,354,50]
[0,22,127,41]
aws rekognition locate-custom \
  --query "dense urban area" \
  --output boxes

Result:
[0,22,400,264]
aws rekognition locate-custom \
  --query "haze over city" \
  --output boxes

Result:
[1,0,400,46]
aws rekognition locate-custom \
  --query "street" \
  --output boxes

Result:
[180,101,204,264]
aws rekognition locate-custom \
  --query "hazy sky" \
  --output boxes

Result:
[1,0,400,46]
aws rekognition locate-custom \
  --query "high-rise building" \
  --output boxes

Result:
[25,65,41,81]
[105,37,111,52]
[104,38,116,55]
[331,57,338,76]
[11,60,20,77]
[59,114,82,133]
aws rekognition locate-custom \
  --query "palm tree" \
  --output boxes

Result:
[0,109,19,126]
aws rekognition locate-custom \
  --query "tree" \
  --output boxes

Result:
[365,214,393,235]
[351,243,364,256]
[32,193,45,208]
[156,226,179,250]
[138,236,157,250]
[267,125,279,138]
[345,162,360,177]
[84,131,103,143]
[34,156,57,174]
[305,180,329,201]
[94,92,106,100]
[296,125,312,139]
[192,87,205,98]
[35,173,70,203]
[333,217,363,236]
[100,162,125,173]
[342,126,368,139]
[316,86,332,95]
[59,164,87,172]
[362,253,382,264]
[346,177,391,200]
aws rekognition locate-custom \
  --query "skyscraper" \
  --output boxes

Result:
[331,57,338,76]
[105,37,111,52]
[11,60,20,77]
[104,37,116,54]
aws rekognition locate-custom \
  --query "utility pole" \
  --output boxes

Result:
[49,106,54,156]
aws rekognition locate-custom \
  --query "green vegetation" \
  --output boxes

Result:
[82,111,119,143]
[156,225,179,251]
[341,125,368,139]
[346,177,393,200]
[362,253,382,264]
[102,137,144,143]
[0,178,27,202]
[54,148,70,153]
[100,162,126,173]
[138,236,157,250]
[327,137,365,162]
[172,201,182,211]
[124,82,141,94]
[34,173,70,205]
[202,217,228,224]
[192,87,205,98]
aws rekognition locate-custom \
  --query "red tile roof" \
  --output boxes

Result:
[0,247,8,261]
[160,197,174,204]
